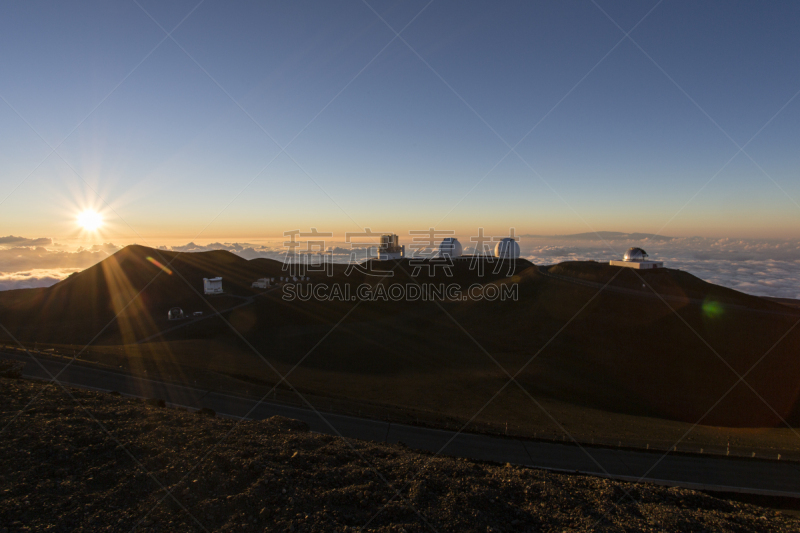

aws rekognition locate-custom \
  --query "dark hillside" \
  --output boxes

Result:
[0,246,287,344]
[452,264,800,427]
[1,247,799,428]
[549,261,790,311]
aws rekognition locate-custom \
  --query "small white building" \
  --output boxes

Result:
[252,278,271,289]
[203,277,223,294]
[609,247,663,269]
[377,234,405,260]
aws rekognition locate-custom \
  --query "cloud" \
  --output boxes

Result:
[521,231,675,243]
[0,238,123,290]
[170,242,221,253]
[170,242,270,254]
[0,268,81,291]
[520,236,800,299]
[169,241,285,259]
[1,234,798,299]
[0,235,53,248]
[76,243,121,253]
[165,241,378,262]
[0,243,119,280]
[149,238,800,299]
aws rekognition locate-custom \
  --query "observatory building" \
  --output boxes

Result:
[438,237,463,258]
[609,247,663,270]
[167,307,184,321]
[377,234,405,260]
[251,278,274,289]
[494,237,520,259]
[203,277,223,294]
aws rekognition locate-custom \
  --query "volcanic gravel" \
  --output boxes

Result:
[0,377,796,532]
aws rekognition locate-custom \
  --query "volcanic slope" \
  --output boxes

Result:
[1,245,799,428]
[450,262,800,427]
[1,377,796,532]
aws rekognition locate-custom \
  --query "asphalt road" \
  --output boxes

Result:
[5,350,800,499]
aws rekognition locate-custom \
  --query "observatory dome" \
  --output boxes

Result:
[439,237,463,258]
[623,247,648,262]
[494,237,520,259]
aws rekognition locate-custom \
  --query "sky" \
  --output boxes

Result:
[1,1,800,292]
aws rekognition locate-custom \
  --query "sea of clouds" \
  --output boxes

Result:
[1,234,799,299]
[515,236,800,300]
[0,236,122,291]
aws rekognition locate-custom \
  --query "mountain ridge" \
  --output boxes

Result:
[1,244,798,428]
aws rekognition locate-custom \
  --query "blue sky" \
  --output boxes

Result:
[1,0,799,244]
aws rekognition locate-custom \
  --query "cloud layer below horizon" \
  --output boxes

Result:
[518,236,800,300]
[1,235,799,299]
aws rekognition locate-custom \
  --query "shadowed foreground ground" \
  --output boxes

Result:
[1,377,796,532]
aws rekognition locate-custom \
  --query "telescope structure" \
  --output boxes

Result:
[609,247,663,269]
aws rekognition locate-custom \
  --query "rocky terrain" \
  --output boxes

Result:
[0,376,796,532]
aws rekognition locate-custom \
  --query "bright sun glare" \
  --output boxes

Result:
[77,210,103,231]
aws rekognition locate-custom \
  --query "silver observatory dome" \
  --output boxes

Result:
[623,247,648,262]
[494,237,520,259]
[439,237,463,258]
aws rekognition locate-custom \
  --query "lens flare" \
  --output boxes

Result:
[77,210,103,231]
[702,298,724,319]
[146,256,172,275]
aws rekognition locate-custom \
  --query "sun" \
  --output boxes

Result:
[77,210,103,231]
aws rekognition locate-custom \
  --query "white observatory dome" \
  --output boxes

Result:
[623,247,648,262]
[439,237,463,258]
[494,237,520,259]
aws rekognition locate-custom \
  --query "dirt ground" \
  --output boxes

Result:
[1,376,797,532]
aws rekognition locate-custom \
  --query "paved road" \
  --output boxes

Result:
[5,351,800,499]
